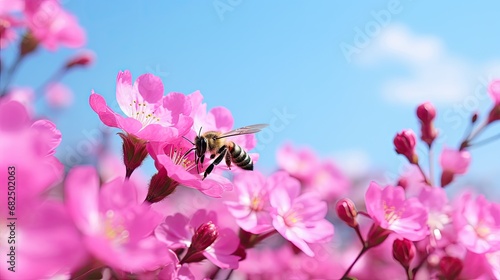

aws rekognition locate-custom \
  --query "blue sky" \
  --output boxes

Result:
[5,1,500,193]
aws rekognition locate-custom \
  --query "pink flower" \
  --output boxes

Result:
[224,171,275,234]
[0,0,24,48]
[0,15,22,48]
[0,101,63,217]
[65,166,177,273]
[276,143,350,201]
[307,160,350,202]
[453,192,500,254]
[90,70,193,142]
[24,0,85,50]
[269,171,334,257]
[365,182,428,241]
[0,102,85,279]
[418,187,451,245]
[276,142,319,181]
[155,209,241,269]
[439,147,471,174]
[147,138,233,198]
[0,200,88,279]
[45,82,73,108]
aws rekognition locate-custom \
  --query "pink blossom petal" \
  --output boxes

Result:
[65,166,100,235]
[136,73,164,103]
[210,106,234,132]
[273,215,314,257]
[163,92,192,124]
[440,147,471,174]
[135,123,177,142]
[155,213,191,247]
[31,120,61,156]
[89,92,128,128]
[0,100,30,131]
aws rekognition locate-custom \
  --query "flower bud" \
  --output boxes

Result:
[145,168,179,203]
[394,130,418,164]
[471,112,479,123]
[20,31,39,56]
[416,102,438,146]
[366,224,392,249]
[439,256,463,280]
[65,51,95,69]
[487,105,500,124]
[440,170,454,188]
[336,198,358,228]
[192,221,219,252]
[392,239,415,269]
[118,132,148,178]
[416,102,436,123]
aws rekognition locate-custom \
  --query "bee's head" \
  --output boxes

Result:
[194,127,206,156]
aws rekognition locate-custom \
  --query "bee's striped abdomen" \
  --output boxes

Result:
[228,142,253,170]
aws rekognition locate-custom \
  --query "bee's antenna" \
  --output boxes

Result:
[198,126,203,137]
[182,136,195,145]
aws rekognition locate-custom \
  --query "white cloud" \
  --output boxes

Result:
[331,149,372,178]
[356,24,499,105]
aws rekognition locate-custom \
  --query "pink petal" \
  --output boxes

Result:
[0,100,30,131]
[136,74,164,103]
[163,92,192,124]
[31,120,61,156]
[440,147,471,174]
[135,123,177,142]
[209,106,234,132]
[65,166,100,235]
[89,92,125,128]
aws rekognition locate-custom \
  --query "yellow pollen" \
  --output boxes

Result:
[103,210,130,244]
[383,201,402,225]
[250,197,263,211]
[284,211,301,227]
[476,225,491,238]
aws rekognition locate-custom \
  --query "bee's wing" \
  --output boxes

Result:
[216,124,268,139]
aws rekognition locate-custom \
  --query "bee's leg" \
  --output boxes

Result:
[203,145,227,180]
[225,151,231,170]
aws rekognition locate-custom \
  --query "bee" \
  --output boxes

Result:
[190,124,268,179]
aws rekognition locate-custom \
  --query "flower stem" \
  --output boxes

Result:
[428,143,434,186]
[405,266,414,280]
[34,67,67,100]
[460,120,488,150]
[469,132,500,149]
[340,246,368,279]
[354,226,365,245]
[415,162,431,185]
